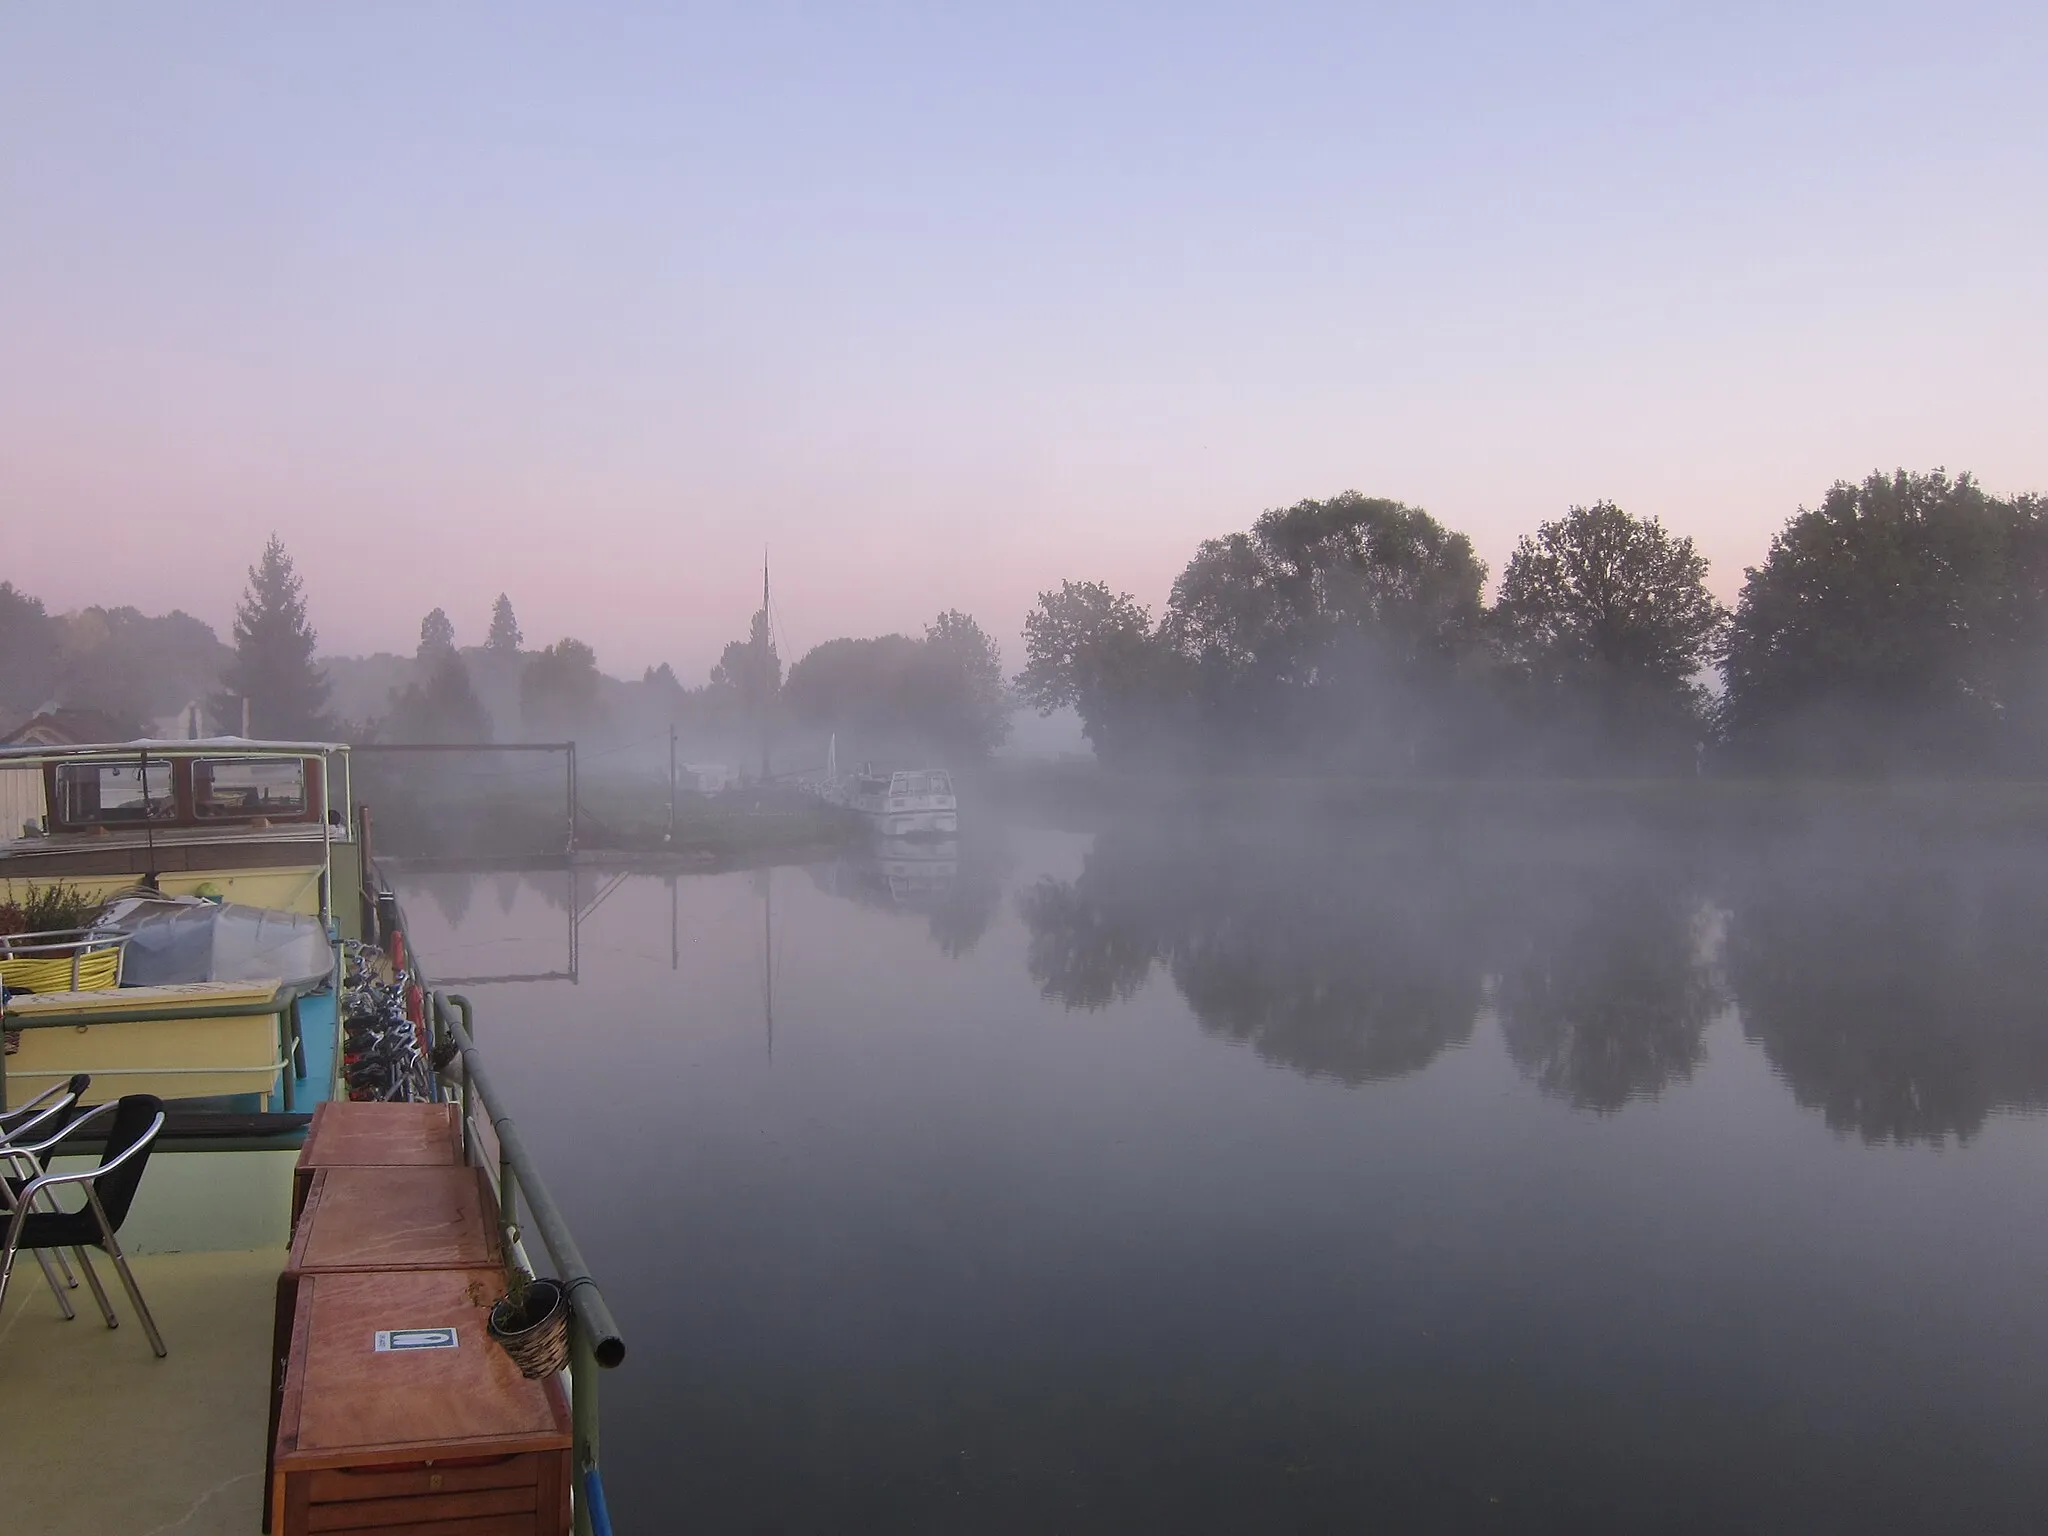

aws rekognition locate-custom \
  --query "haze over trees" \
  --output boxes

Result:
[1721,470,2048,774]
[486,595,522,656]
[417,608,457,664]
[1021,469,2048,778]
[0,582,61,714]
[520,638,605,739]
[784,611,1009,761]
[1015,580,1161,761]
[7,464,2046,776]
[1494,502,1727,773]
[0,581,231,734]
[383,607,490,744]
[710,609,781,714]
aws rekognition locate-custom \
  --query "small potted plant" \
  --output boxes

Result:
[488,1266,569,1379]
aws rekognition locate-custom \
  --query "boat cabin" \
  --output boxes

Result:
[0,740,353,896]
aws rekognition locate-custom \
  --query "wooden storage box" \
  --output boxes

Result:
[267,1164,508,1523]
[273,1268,570,1536]
[293,1100,461,1221]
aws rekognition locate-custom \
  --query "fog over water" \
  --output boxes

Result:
[394,809,2048,1534]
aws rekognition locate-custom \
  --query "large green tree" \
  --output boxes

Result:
[1721,470,2048,772]
[920,610,1009,757]
[1017,580,1172,762]
[1494,501,1726,770]
[211,536,332,738]
[1161,493,1488,767]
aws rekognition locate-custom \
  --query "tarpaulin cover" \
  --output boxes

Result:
[97,896,332,993]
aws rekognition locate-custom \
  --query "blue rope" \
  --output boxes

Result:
[582,1465,615,1536]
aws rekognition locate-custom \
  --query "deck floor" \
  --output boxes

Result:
[0,1247,278,1534]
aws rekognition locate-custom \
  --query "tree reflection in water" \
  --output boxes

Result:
[1491,865,1724,1112]
[1019,827,1484,1084]
[1724,858,2048,1145]
[1017,823,2048,1136]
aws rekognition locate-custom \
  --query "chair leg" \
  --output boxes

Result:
[49,1243,79,1289]
[32,1248,76,1319]
[97,1225,166,1358]
[2,1182,74,1317]
[73,1246,119,1329]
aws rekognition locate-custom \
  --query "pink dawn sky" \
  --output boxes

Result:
[2,4,2044,681]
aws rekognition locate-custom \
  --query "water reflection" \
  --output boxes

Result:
[388,826,2048,1533]
[1019,828,1484,1084]
[807,834,1008,957]
[1491,865,1724,1112]
[1016,823,2048,1136]
[1725,858,2048,1144]
[394,824,2048,1144]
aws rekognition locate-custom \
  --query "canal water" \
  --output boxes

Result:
[393,817,2048,1534]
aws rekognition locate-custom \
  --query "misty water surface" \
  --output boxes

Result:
[393,818,2048,1534]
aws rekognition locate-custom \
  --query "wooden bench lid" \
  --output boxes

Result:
[277,1268,569,1470]
[296,1100,460,1173]
[289,1165,502,1274]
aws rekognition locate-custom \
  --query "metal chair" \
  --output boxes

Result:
[0,1072,93,1314]
[0,1094,168,1356]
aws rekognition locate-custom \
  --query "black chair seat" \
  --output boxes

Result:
[0,1094,169,1356]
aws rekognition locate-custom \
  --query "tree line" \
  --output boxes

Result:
[1018,469,2048,776]
[1,537,1012,767]
[10,466,2045,777]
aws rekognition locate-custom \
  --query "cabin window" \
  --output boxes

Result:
[53,760,174,825]
[193,757,309,819]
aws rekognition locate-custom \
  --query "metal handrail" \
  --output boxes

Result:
[434,990,623,1536]
[435,993,624,1366]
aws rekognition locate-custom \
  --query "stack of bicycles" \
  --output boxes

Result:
[340,940,433,1103]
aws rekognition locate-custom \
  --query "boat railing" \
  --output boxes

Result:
[432,989,624,1536]
[0,927,135,990]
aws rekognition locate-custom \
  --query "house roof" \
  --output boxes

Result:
[0,708,135,748]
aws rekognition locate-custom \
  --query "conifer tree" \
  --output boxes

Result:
[211,536,332,738]
[486,595,523,655]
[417,607,456,663]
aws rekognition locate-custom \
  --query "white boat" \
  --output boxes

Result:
[846,765,958,838]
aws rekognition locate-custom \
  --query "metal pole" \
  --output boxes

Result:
[442,995,624,1364]
[667,724,676,844]
[565,744,578,855]
[499,1145,521,1259]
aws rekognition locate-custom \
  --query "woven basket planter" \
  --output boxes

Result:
[488,1277,570,1379]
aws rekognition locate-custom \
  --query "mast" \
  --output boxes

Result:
[760,550,773,783]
